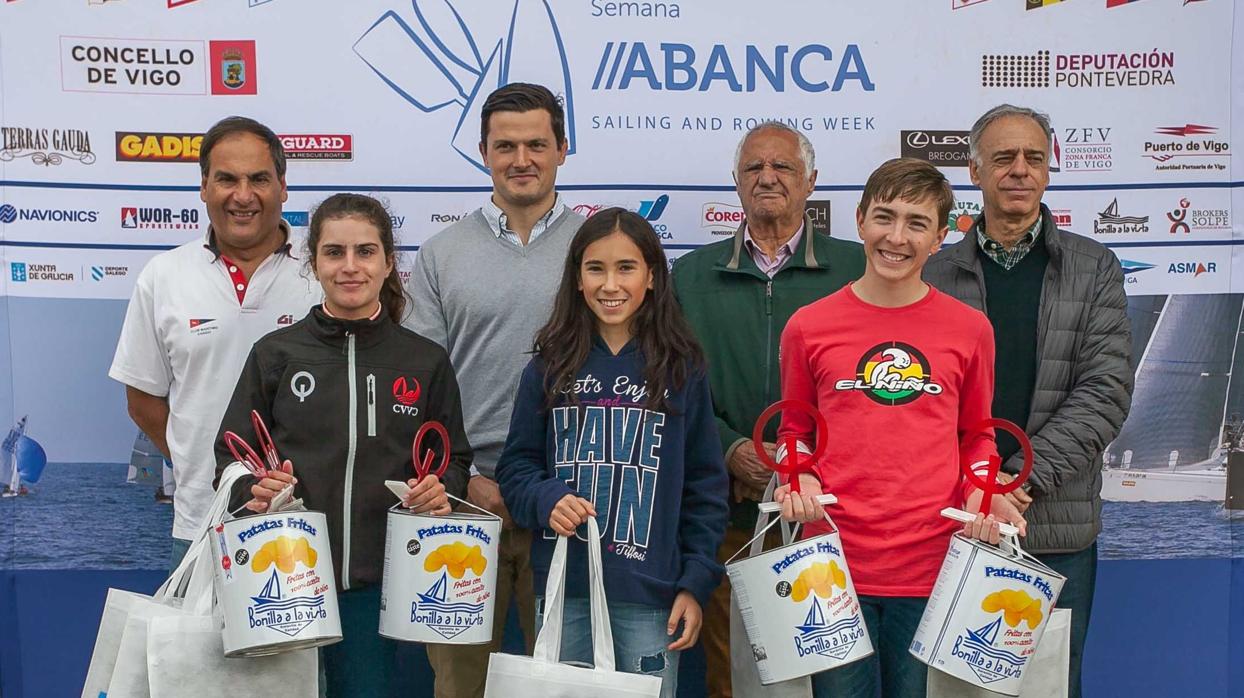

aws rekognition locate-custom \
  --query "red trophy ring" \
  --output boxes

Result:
[412,420,451,480]
[751,399,829,495]
[940,417,1033,538]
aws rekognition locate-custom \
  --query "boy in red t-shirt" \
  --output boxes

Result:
[774,158,1026,698]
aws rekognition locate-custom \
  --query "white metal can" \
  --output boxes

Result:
[379,504,501,644]
[211,510,342,657]
[910,534,1067,696]
[727,528,873,684]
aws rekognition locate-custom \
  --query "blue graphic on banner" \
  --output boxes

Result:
[354,0,576,172]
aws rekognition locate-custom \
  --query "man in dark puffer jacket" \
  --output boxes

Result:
[924,104,1133,698]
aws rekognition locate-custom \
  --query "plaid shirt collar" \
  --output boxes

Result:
[977,214,1042,270]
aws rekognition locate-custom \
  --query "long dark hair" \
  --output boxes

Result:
[534,208,704,413]
[306,193,407,323]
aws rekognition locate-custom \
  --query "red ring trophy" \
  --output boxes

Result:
[379,421,502,645]
[910,419,1069,695]
[725,400,873,686]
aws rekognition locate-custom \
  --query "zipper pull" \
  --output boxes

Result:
[765,280,773,315]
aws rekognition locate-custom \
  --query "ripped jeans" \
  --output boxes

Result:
[536,596,680,697]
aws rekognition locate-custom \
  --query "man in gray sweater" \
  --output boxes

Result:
[405,82,585,698]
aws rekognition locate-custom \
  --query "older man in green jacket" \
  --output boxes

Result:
[672,121,864,698]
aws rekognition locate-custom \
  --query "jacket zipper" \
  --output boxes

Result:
[764,280,774,402]
[342,332,358,590]
[366,374,377,437]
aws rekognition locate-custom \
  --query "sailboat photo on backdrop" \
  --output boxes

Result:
[2,416,47,497]
[128,430,174,504]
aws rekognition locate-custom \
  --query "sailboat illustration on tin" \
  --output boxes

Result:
[414,571,485,640]
[794,597,863,660]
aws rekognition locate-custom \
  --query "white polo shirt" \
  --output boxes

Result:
[109,224,321,540]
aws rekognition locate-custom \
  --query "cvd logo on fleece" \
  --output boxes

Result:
[392,376,421,417]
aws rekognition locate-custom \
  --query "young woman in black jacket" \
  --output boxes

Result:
[214,193,472,696]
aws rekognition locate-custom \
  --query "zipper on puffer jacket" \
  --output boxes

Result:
[342,332,358,590]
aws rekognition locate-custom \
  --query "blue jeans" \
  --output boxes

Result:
[536,596,680,698]
[1036,543,1097,698]
[319,587,397,697]
[811,595,928,698]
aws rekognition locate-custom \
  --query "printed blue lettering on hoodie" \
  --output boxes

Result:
[497,336,729,609]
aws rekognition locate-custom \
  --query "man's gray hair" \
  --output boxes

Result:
[733,121,816,179]
[968,104,1053,165]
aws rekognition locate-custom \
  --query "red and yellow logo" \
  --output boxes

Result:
[834,341,943,406]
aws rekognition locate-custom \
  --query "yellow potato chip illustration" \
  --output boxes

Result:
[250,536,317,574]
[981,589,1043,629]
[789,560,847,602]
[425,542,488,579]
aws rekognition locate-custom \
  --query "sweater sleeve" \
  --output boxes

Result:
[213,345,275,512]
[425,347,474,502]
[404,243,450,351]
[496,360,574,531]
[958,318,1000,505]
[676,371,730,607]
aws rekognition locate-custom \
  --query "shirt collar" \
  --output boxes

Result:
[202,219,295,262]
[976,214,1042,254]
[743,223,804,261]
[481,194,564,239]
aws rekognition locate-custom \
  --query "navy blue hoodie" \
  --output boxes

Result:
[497,336,729,609]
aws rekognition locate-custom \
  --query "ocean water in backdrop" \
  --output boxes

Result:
[1,463,1242,569]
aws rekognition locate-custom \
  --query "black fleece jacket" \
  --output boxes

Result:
[214,306,472,591]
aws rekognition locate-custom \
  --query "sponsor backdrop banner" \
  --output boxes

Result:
[0,1,1241,696]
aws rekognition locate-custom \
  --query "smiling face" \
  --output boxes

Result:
[578,229,653,344]
[734,127,817,230]
[200,132,288,258]
[970,115,1050,223]
[856,196,949,286]
[479,108,567,214]
[311,216,393,320]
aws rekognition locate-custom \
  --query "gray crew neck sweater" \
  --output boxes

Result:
[404,207,584,478]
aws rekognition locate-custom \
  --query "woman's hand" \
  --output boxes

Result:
[773,473,825,524]
[403,474,450,515]
[548,495,596,537]
[245,460,296,513]
[667,590,702,651]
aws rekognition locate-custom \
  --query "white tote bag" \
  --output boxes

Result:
[80,589,151,698]
[482,517,662,697]
[729,476,813,698]
[927,607,1071,698]
[99,466,248,698]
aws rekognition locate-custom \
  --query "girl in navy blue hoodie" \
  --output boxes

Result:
[497,207,729,696]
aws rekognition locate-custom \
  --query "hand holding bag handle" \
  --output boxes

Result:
[532,516,616,671]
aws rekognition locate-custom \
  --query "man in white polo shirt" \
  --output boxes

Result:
[110,116,319,569]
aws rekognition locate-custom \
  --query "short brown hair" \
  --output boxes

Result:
[479,83,566,148]
[857,158,954,227]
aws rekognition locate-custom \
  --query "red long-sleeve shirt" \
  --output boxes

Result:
[778,285,997,596]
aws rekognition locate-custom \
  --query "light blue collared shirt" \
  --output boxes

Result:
[481,194,565,246]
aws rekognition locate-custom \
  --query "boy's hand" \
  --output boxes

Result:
[965,487,1027,537]
[667,590,702,650]
[548,495,596,537]
[773,473,825,524]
